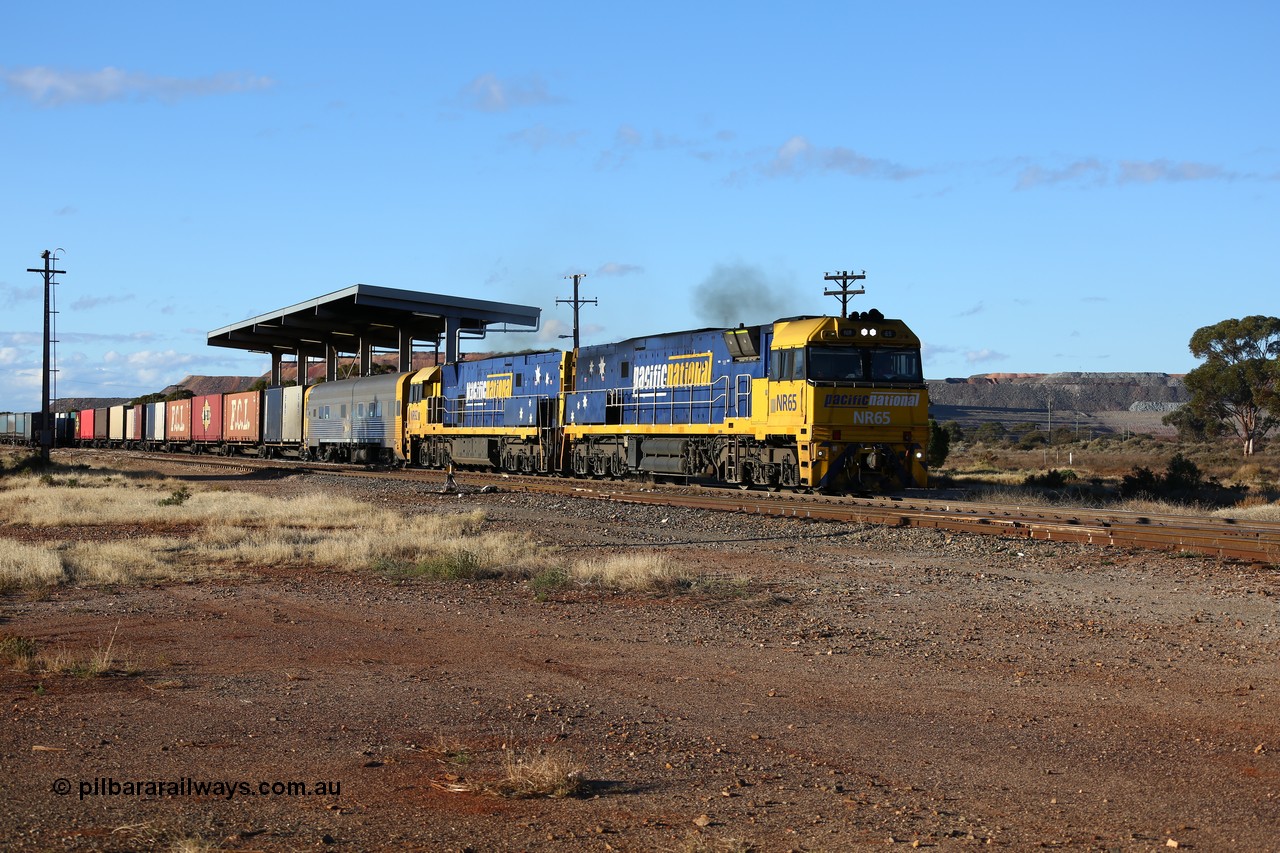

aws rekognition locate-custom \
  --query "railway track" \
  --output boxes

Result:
[56,448,1280,565]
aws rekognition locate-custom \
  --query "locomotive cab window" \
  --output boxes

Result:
[869,348,923,383]
[770,349,800,381]
[806,346,865,382]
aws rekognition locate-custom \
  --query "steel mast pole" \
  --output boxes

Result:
[26,250,65,464]
[556,273,595,351]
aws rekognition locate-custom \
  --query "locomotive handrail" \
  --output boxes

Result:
[622,376,730,426]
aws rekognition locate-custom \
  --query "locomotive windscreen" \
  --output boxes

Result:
[806,346,922,384]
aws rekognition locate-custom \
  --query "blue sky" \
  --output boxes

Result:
[1,1,1276,410]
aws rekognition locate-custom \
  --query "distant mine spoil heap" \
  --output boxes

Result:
[927,372,1188,413]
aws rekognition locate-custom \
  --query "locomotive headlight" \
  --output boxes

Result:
[915,450,924,459]
[860,328,868,336]
[869,328,877,336]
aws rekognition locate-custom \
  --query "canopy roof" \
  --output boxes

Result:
[207,284,541,356]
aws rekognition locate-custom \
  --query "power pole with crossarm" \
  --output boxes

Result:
[823,269,866,318]
[556,273,596,351]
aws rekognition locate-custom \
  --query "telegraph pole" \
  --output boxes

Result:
[26,250,64,464]
[823,269,866,318]
[556,273,595,350]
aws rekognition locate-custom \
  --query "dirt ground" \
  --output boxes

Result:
[1,461,1278,851]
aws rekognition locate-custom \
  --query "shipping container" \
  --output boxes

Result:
[263,385,304,453]
[190,394,223,445]
[282,385,303,442]
[93,408,109,442]
[54,412,76,446]
[108,405,126,443]
[166,399,192,447]
[0,412,31,444]
[223,390,261,446]
[78,409,95,442]
[145,401,166,444]
[125,405,145,443]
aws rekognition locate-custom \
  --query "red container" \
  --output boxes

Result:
[223,391,261,444]
[77,408,95,441]
[191,394,223,444]
[127,405,145,441]
[167,399,192,442]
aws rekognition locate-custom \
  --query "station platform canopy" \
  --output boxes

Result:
[207,284,541,384]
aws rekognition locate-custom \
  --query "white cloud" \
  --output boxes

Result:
[965,349,1008,364]
[505,123,585,152]
[757,136,921,181]
[1015,156,1244,189]
[596,262,643,277]
[1116,159,1231,184]
[70,293,136,311]
[597,123,734,170]
[458,72,561,113]
[57,331,158,344]
[1,283,42,307]
[1,66,273,106]
[1015,158,1107,190]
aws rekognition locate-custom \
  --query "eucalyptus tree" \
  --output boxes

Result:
[1169,316,1280,456]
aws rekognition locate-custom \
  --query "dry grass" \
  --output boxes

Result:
[0,632,39,668]
[527,552,749,596]
[1212,502,1280,522]
[492,747,585,798]
[2,625,136,677]
[568,552,694,590]
[0,472,555,589]
[432,745,585,799]
[0,540,68,590]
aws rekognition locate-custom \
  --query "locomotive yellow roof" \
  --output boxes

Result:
[770,315,920,349]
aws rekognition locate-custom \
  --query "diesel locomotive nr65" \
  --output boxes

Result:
[26,287,929,493]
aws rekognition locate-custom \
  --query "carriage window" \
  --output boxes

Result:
[340,405,347,418]
[357,403,365,418]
